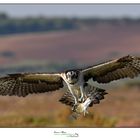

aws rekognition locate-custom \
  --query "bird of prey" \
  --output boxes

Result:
[0,55,140,115]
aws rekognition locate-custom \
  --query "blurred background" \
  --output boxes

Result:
[0,4,140,127]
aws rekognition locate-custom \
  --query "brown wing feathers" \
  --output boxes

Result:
[83,55,140,83]
[59,92,75,107]
[96,56,140,83]
[0,73,63,97]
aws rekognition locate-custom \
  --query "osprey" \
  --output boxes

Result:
[0,55,140,115]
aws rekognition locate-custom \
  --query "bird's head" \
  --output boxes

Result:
[65,70,80,84]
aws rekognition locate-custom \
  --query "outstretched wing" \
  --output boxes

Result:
[0,73,63,97]
[82,55,140,83]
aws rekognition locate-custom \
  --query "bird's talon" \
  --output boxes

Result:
[72,103,77,111]
[83,110,89,116]
[78,97,85,102]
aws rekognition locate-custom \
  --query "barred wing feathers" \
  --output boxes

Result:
[82,55,140,83]
[0,73,63,97]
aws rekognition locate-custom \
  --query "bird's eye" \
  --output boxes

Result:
[71,71,74,75]
[67,72,71,77]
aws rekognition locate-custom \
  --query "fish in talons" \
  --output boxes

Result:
[59,83,108,117]
[72,97,93,116]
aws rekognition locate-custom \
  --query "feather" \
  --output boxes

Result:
[82,55,140,83]
[0,73,63,97]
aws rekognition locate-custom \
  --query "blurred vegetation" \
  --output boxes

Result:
[0,109,117,127]
[0,13,77,35]
[1,13,140,35]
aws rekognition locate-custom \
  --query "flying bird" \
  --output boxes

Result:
[0,55,140,115]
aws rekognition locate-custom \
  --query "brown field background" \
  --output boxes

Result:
[0,24,140,127]
[0,87,139,127]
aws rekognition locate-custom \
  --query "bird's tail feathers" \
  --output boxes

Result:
[59,85,108,107]
[59,91,75,107]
